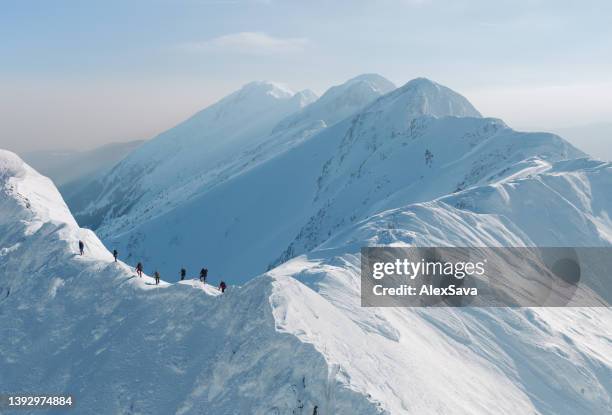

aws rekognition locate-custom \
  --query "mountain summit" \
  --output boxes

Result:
[273,73,396,133]
[73,80,316,228]
[366,77,481,119]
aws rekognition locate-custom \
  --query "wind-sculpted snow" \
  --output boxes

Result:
[269,158,612,414]
[275,109,581,265]
[271,254,612,414]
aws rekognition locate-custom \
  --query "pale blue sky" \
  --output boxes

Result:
[1,0,611,153]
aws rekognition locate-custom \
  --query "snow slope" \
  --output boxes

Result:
[73,81,317,229]
[89,78,582,283]
[73,75,395,236]
[271,156,612,414]
[2,145,611,414]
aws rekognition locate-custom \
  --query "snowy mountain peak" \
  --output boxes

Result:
[0,149,76,231]
[321,73,396,103]
[235,80,295,100]
[290,89,319,107]
[186,80,306,130]
[0,148,27,178]
[343,73,397,94]
[273,74,396,133]
[204,80,303,123]
[366,77,482,119]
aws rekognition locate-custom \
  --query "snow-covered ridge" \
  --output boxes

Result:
[0,149,78,234]
[267,155,612,414]
[0,151,383,414]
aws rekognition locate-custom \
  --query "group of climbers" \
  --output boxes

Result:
[78,241,227,293]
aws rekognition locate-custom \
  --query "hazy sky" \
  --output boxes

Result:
[1,0,611,154]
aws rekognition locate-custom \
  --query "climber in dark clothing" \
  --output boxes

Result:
[154,271,160,285]
[78,240,84,256]
[113,249,118,262]
[136,262,143,278]
[219,281,227,293]
[199,268,208,283]
[180,268,186,281]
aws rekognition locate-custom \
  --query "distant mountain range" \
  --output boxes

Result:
[549,122,612,161]
[22,140,145,187]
